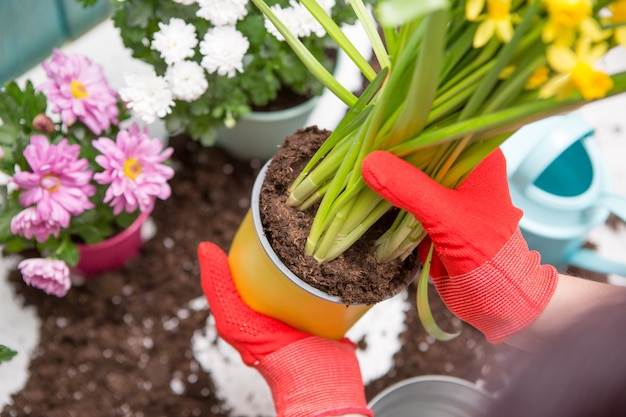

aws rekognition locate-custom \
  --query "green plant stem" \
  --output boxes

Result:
[349,0,391,71]
[319,198,392,262]
[250,0,357,107]
[417,244,461,341]
[392,7,448,143]
[288,136,353,207]
[460,0,540,120]
[301,0,378,81]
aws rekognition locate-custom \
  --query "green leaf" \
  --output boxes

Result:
[376,0,450,27]
[52,237,80,267]
[417,243,461,341]
[392,7,448,144]
[0,345,17,363]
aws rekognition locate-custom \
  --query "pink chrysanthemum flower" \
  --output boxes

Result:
[18,258,71,297]
[38,49,119,135]
[12,135,96,230]
[11,207,63,243]
[93,123,174,215]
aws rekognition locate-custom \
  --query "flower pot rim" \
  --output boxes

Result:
[367,375,493,416]
[76,211,150,253]
[243,95,320,122]
[252,160,350,305]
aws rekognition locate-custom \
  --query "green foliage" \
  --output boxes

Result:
[0,345,17,363]
[111,0,372,145]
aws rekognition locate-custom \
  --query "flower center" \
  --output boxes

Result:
[487,0,510,20]
[611,0,626,22]
[70,80,89,99]
[571,62,613,99]
[546,0,591,27]
[41,174,61,193]
[526,66,550,89]
[124,158,142,180]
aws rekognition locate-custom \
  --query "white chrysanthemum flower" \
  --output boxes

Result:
[199,26,250,78]
[172,0,196,5]
[151,18,198,65]
[196,0,248,26]
[166,60,209,101]
[289,0,335,38]
[291,1,326,37]
[265,0,334,41]
[264,5,294,41]
[119,70,175,124]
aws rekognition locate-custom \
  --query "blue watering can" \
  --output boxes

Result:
[501,113,626,276]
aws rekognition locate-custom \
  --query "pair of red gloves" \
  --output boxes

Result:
[199,149,558,417]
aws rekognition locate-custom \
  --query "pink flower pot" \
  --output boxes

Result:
[74,211,149,280]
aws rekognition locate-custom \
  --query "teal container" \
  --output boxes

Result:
[0,0,112,84]
[60,0,113,39]
[0,0,66,83]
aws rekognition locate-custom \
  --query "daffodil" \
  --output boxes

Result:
[540,38,613,99]
[542,0,606,45]
[607,0,626,47]
[526,65,550,89]
[466,0,515,47]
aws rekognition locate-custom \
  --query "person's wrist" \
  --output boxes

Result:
[257,337,373,417]
[434,228,558,343]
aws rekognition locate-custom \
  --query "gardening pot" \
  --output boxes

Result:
[217,96,320,161]
[502,113,626,276]
[74,211,150,281]
[228,160,373,340]
[368,375,493,417]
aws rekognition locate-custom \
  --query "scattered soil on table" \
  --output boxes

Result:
[259,126,418,305]
[1,134,608,417]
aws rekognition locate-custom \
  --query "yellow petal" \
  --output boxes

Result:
[580,17,611,42]
[525,66,550,90]
[474,20,496,48]
[466,0,486,20]
[587,42,609,63]
[495,19,513,43]
[546,45,577,72]
[539,73,572,99]
[616,27,626,47]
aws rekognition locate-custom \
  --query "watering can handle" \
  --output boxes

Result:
[510,114,595,191]
[565,193,626,278]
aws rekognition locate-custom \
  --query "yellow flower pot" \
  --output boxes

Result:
[228,161,373,340]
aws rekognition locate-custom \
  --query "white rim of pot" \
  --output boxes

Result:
[251,159,349,304]
[243,95,320,122]
[367,375,493,414]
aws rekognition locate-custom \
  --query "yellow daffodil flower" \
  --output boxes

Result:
[542,0,607,45]
[466,0,515,48]
[526,65,550,89]
[540,38,613,100]
[607,0,626,47]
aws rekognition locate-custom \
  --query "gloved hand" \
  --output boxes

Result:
[361,149,558,343]
[198,242,372,417]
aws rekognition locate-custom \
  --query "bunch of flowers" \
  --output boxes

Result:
[254,0,626,336]
[0,50,174,297]
[100,0,374,146]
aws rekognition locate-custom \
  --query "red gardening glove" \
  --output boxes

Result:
[198,242,372,417]
[361,149,558,343]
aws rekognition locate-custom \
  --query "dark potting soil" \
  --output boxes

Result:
[1,134,609,417]
[260,127,418,305]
